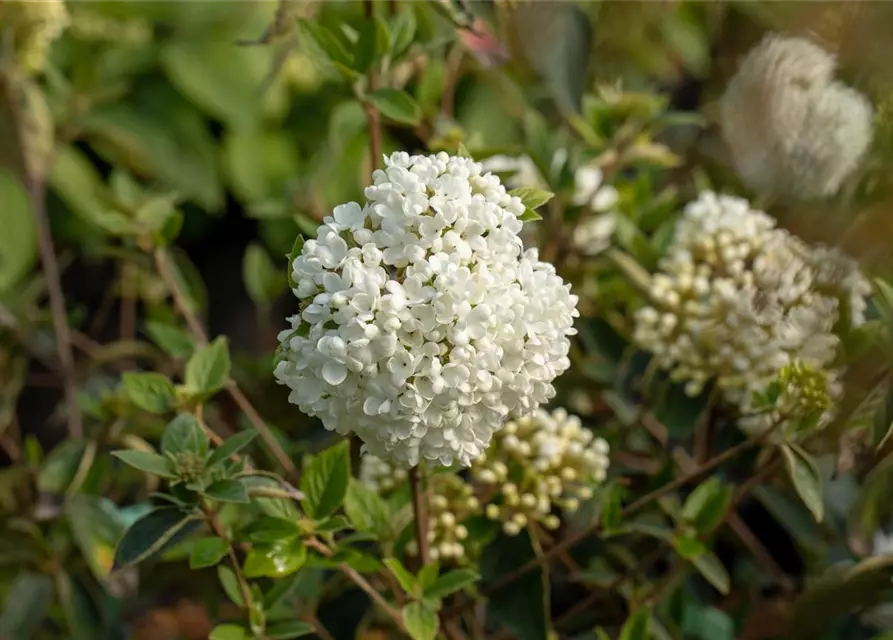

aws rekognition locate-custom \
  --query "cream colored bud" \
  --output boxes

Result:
[503,521,522,536]
[577,486,593,500]
[561,467,578,482]
[486,504,500,519]
[520,493,537,508]
[429,547,440,561]
[440,512,456,528]
[455,525,468,540]
[544,515,561,530]
[512,512,528,527]
[466,496,480,510]
[432,495,449,510]
[564,498,579,513]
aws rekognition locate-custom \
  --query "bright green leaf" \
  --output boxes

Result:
[218,565,245,607]
[189,536,229,569]
[682,476,732,534]
[204,479,250,504]
[111,450,177,478]
[417,562,440,591]
[424,568,479,600]
[185,336,231,394]
[343,479,391,536]
[402,601,438,640]
[161,413,209,457]
[207,430,258,468]
[145,321,194,358]
[518,208,543,222]
[384,557,418,595]
[508,187,555,209]
[782,443,824,523]
[672,532,707,560]
[0,170,36,295]
[122,372,176,413]
[243,538,308,579]
[367,88,422,125]
[266,620,315,639]
[113,507,199,569]
[209,624,248,640]
[300,440,350,520]
[246,516,300,543]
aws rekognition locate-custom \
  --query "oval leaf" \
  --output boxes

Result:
[111,450,177,478]
[122,372,176,414]
[300,440,350,520]
[189,536,229,569]
[402,601,438,640]
[782,443,824,523]
[113,507,199,570]
[367,88,422,125]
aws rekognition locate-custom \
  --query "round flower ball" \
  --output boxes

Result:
[274,152,579,467]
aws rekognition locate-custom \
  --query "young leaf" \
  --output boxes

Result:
[620,608,651,640]
[518,208,543,222]
[384,557,419,595]
[781,443,824,523]
[111,450,177,478]
[218,566,245,607]
[209,624,248,640]
[390,8,417,59]
[508,187,555,209]
[417,562,440,591]
[145,321,194,358]
[682,476,732,534]
[672,532,707,560]
[300,440,350,520]
[204,479,250,504]
[243,539,308,578]
[367,88,422,125]
[113,508,199,569]
[161,414,210,456]
[122,372,176,413]
[206,430,259,468]
[424,568,479,600]
[692,550,731,595]
[266,620,315,639]
[402,601,438,640]
[185,336,231,394]
[189,536,229,569]
[343,479,391,536]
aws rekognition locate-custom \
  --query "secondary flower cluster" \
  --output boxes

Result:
[274,152,579,468]
[633,192,870,432]
[360,407,610,558]
[0,0,69,73]
[720,33,873,200]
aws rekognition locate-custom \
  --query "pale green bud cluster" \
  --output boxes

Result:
[406,474,479,562]
[0,0,69,74]
[471,408,609,536]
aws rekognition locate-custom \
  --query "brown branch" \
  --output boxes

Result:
[153,248,299,482]
[409,464,430,566]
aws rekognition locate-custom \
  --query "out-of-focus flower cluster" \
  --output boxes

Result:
[0,0,69,73]
[274,152,579,468]
[633,192,870,434]
[720,33,873,199]
[360,408,610,560]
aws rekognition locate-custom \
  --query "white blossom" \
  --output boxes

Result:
[274,152,579,467]
[633,192,869,431]
[720,33,873,199]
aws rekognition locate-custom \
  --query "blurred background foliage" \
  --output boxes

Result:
[7,1,893,640]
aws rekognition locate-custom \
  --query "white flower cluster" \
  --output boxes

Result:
[633,192,869,431]
[571,166,618,257]
[0,0,69,73]
[720,34,873,199]
[274,152,579,467]
[472,408,610,536]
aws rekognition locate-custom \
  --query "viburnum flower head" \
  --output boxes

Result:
[274,152,579,467]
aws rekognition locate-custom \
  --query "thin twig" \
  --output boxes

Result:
[409,464,430,566]
[153,247,299,482]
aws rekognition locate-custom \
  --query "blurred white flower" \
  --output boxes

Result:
[275,152,579,468]
[573,214,616,256]
[572,167,620,212]
[633,192,869,432]
[720,33,873,199]
[478,155,545,190]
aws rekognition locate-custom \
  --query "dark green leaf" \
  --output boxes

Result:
[66,495,127,582]
[367,88,422,125]
[300,440,350,520]
[482,531,548,640]
[343,479,391,537]
[672,532,707,560]
[185,336,231,394]
[243,538,308,579]
[37,439,87,493]
[620,608,651,640]
[145,320,194,358]
[390,8,417,59]
[508,187,555,209]
[424,568,479,600]
[218,565,245,607]
[682,476,732,534]
[207,430,258,468]
[681,605,735,640]
[782,443,824,523]
[0,573,53,639]
[161,413,209,457]
[209,624,248,640]
[204,479,250,504]
[0,170,36,295]
[113,507,199,569]
[691,550,730,595]
[243,243,283,305]
[402,601,438,640]
[189,536,229,569]
[122,372,176,413]
[266,620,315,639]
[352,19,384,72]
[384,557,418,595]
[112,450,177,478]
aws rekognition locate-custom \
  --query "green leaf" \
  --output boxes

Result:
[691,550,730,595]
[384,557,419,595]
[0,573,53,639]
[209,624,248,640]
[204,479,250,504]
[417,562,440,590]
[367,88,422,125]
[296,19,354,71]
[781,443,824,523]
[185,336,231,394]
[266,620,316,639]
[243,242,285,305]
[672,532,707,560]
[122,372,176,413]
[402,601,438,640]
[189,536,229,569]
[222,129,300,206]
[508,187,555,209]
[390,8,417,59]
[424,568,479,600]
[207,430,259,468]
[482,531,548,640]
[218,565,246,607]
[145,321,194,358]
[66,495,127,582]
[111,450,177,478]
[37,439,87,493]
[343,479,391,536]
[620,608,651,640]
[161,413,210,456]
[518,208,543,222]
[246,516,301,543]
[682,476,732,534]
[0,170,36,295]
[113,507,199,569]
[353,18,387,72]
[300,440,350,520]
[681,604,735,640]
[243,538,308,579]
